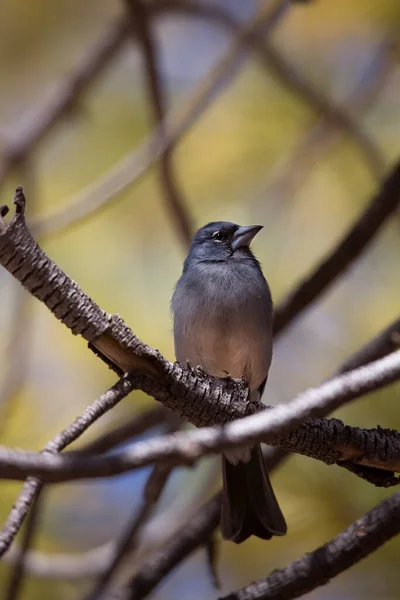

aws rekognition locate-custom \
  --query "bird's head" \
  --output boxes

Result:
[185,221,263,265]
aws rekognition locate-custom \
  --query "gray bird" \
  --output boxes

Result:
[171,221,287,543]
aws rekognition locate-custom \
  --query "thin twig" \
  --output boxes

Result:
[83,413,180,600]
[84,463,173,600]
[28,0,292,238]
[4,493,44,600]
[264,38,392,209]
[0,376,134,557]
[274,160,400,335]
[73,406,169,456]
[2,453,220,579]
[0,19,128,184]
[129,494,221,600]
[338,317,400,374]
[154,0,385,181]
[125,0,192,248]
[3,406,172,597]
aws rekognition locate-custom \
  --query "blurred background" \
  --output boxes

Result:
[0,0,400,598]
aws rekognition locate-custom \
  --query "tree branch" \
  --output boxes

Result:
[0,19,128,184]
[221,489,400,600]
[0,186,399,479]
[28,0,291,239]
[125,0,192,248]
[1,179,400,559]
[0,350,399,484]
[127,448,286,599]
[0,322,398,591]
[72,405,170,456]
[84,462,173,600]
[274,160,400,335]
[154,0,385,181]
[124,318,400,597]
[0,375,134,556]
[4,493,44,600]
[338,317,400,374]
[2,448,220,580]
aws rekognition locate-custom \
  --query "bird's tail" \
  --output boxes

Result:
[221,444,287,543]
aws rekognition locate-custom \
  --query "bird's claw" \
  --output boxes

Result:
[222,371,246,386]
[194,364,206,376]
[184,360,206,377]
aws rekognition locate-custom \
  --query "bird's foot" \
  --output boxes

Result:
[221,371,248,387]
[186,362,207,377]
[194,364,207,377]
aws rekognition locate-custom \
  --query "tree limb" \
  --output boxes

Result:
[0,375,134,556]
[0,349,399,484]
[0,19,128,184]
[338,317,400,374]
[28,0,291,239]
[84,463,174,600]
[72,405,170,456]
[154,0,385,181]
[1,181,400,561]
[127,448,286,599]
[273,160,400,334]
[124,319,400,597]
[125,0,192,248]
[221,489,400,600]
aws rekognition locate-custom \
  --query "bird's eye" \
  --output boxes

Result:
[212,231,223,241]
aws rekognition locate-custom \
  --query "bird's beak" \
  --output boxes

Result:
[231,225,263,250]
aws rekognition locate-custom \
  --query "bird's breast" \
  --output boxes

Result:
[172,263,273,391]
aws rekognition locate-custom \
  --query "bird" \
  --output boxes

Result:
[171,221,287,543]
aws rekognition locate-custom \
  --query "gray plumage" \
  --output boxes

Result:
[171,221,287,543]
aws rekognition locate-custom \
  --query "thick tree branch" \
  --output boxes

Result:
[1,324,396,584]
[2,154,398,386]
[0,350,399,484]
[221,489,400,600]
